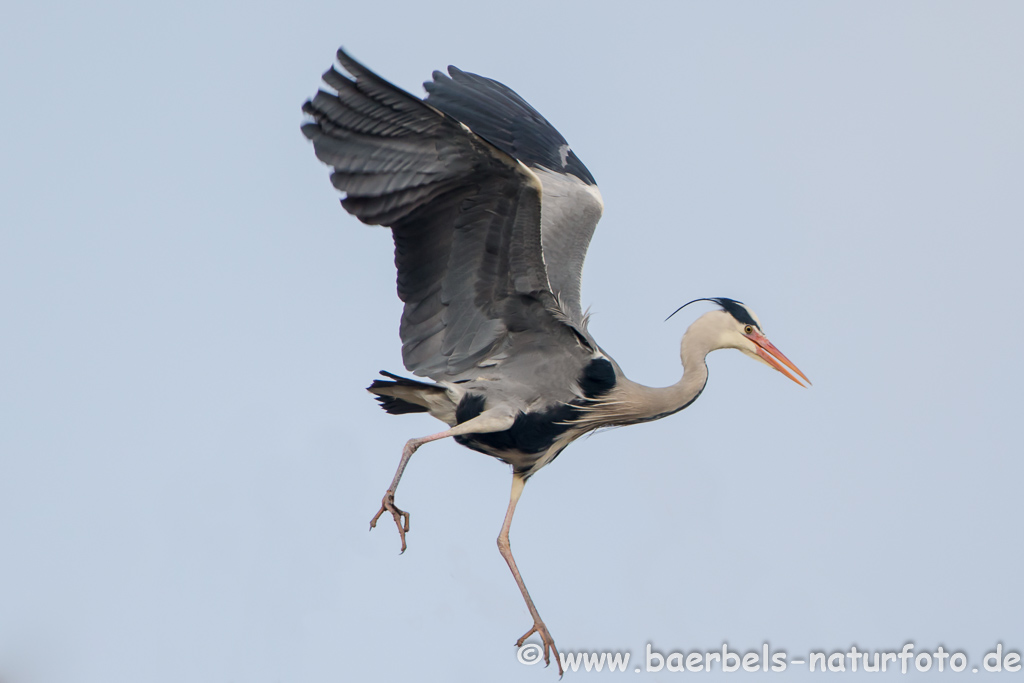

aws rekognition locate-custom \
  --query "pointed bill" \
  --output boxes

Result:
[749,332,811,387]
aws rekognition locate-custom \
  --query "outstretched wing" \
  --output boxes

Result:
[424,67,604,329]
[302,50,566,378]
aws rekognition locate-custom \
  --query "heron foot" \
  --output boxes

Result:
[516,620,563,676]
[369,489,410,553]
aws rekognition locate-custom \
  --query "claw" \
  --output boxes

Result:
[517,622,562,676]
[369,490,410,553]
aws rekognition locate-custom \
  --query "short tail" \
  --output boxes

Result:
[367,370,445,415]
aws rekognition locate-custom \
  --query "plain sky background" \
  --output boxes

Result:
[2,1,1022,681]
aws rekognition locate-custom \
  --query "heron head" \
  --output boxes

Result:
[669,297,811,387]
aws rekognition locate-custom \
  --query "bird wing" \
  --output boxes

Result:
[423,66,604,330]
[302,50,585,378]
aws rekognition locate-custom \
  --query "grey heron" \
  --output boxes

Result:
[302,49,809,674]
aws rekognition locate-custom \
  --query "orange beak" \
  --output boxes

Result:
[747,331,811,387]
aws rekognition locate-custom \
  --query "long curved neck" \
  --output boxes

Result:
[612,341,708,424]
[586,312,728,427]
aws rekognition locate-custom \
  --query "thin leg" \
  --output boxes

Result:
[498,474,563,676]
[369,408,515,552]
[368,428,449,553]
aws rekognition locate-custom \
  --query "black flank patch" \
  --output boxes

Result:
[455,397,580,457]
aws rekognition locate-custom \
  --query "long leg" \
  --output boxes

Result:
[498,474,563,676]
[368,428,445,553]
[369,408,515,552]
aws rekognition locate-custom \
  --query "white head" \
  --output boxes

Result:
[670,298,810,386]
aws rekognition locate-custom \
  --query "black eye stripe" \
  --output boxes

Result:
[712,297,761,331]
[666,297,762,330]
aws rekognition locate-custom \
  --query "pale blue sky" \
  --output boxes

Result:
[2,2,1022,681]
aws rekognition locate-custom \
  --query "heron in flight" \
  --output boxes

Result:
[302,49,809,674]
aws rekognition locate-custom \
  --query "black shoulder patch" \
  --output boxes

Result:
[579,357,616,398]
[713,298,760,330]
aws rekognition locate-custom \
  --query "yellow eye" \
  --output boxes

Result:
[744,325,753,334]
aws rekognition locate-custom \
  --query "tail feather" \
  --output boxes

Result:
[367,370,445,415]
